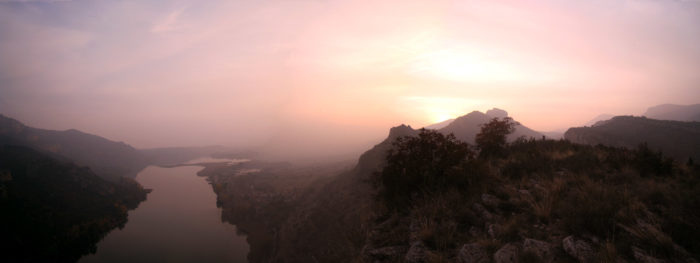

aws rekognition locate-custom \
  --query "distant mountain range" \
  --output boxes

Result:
[644,103,700,122]
[0,114,233,180]
[0,114,148,180]
[565,116,700,162]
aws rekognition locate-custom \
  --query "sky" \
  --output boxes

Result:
[1,0,699,159]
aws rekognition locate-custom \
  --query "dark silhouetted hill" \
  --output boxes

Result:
[644,104,700,122]
[0,114,147,180]
[565,116,700,161]
[0,145,148,262]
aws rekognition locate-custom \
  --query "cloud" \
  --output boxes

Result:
[151,7,187,33]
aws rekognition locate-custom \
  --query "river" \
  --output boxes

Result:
[79,163,249,263]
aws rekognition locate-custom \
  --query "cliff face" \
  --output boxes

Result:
[564,116,700,161]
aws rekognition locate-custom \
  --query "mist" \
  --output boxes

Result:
[2,0,699,160]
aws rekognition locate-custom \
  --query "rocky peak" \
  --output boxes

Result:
[486,108,509,119]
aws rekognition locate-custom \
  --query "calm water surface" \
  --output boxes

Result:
[79,165,249,263]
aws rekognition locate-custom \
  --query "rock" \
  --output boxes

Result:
[494,243,519,263]
[632,247,666,263]
[486,108,509,119]
[562,236,595,263]
[405,241,427,263]
[523,238,554,262]
[481,193,500,207]
[458,243,489,263]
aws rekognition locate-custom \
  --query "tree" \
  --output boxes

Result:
[375,129,474,210]
[475,117,516,158]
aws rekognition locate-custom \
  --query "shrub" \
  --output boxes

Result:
[476,117,516,158]
[375,129,477,210]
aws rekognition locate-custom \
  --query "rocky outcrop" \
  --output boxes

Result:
[523,238,554,262]
[562,236,595,263]
[494,243,519,263]
[458,243,489,263]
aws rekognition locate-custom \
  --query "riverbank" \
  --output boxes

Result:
[80,164,249,263]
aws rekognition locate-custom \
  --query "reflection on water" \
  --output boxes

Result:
[185,157,250,165]
[79,165,249,263]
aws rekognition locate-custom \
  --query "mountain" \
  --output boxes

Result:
[644,104,700,122]
[424,118,454,130]
[585,113,614,126]
[204,111,700,262]
[565,116,700,161]
[0,145,148,262]
[438,109,543,143]
[204,109,546,261]
[0,114,147,180]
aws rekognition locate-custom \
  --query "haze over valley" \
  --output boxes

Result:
[1,0,700,262]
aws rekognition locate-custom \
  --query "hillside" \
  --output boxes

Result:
[0,145,149,262]
[564,116,700,162]
[0,115,148,180]
[202,115,700,262]
[644,104,700,122]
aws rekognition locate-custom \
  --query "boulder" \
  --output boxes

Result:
[494,243,519,263]
[458,243,489,263]
[562,236,595,263]
[523,238,554,262]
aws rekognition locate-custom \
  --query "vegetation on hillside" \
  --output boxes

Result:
[200,116,699,262]
[367,118,699,262]
[0,146,149,262]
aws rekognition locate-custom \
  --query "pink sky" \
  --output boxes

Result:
[1,0,699,158]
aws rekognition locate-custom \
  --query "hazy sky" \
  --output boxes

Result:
[1,0,699,157]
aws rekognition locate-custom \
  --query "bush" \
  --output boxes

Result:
[375,129,479,211]
[476,117,516,158]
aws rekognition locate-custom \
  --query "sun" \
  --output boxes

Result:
[431,113,454,124]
